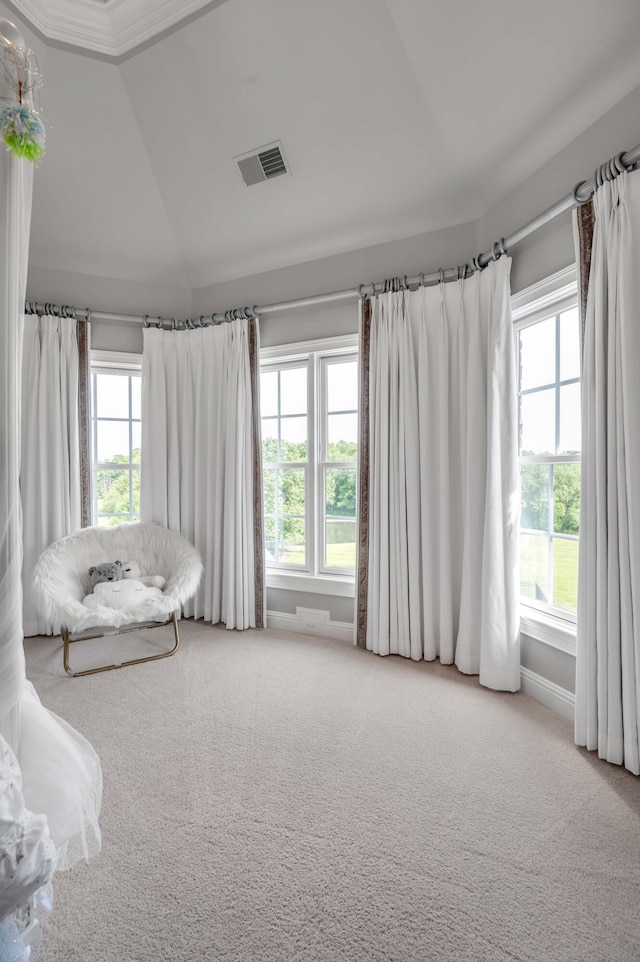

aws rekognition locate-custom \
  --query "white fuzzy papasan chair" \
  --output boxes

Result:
[33,522,203,677]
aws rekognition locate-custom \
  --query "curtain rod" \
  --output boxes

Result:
[25,143,639,328]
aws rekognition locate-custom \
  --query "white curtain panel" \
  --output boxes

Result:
[21,315,82,637]
[365,257,520,691]
[142,321,258,629]
[575,170,640,775]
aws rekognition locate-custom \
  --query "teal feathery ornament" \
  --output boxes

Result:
[0,104,45,163]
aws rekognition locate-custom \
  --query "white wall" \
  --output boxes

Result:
[191,220,474,347]
[26,265,191,352]
[476,80,640,294]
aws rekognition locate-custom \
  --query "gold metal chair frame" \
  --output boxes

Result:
[62,610,180,677]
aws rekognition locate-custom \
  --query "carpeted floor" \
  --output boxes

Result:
[25,620,640,962]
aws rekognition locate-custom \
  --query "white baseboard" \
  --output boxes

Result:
[266,608,354,644]
[520,666,575,722]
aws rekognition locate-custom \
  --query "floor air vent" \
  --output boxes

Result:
[234,142,289,187]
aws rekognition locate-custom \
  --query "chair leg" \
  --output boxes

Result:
[63,611,181,677]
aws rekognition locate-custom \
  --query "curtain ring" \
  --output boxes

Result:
[70,305,77,320]
[492,238,506,261]
[85,308,92,323]
[143,315,150,328]
[438,268,445,285]
[613,151,627,174]
[170,318,177,330]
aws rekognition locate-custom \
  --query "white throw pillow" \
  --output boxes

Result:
[83,579,163,610]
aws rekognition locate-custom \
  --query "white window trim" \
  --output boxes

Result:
[513,264,578,655]
[261,334,358,594]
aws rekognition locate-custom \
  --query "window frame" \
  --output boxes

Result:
[512,265,579,650]
[260,334,359,592]
[90,350,142,527]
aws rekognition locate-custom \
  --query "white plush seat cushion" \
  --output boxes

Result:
[33,522,203,632]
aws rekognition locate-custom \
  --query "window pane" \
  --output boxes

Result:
[95,373,129,419]
[131,377,141,419]
[132,422,141,462]
[328,413,357,461]
[131,470,140,515]
[552,537,578,612]
[560,308,580,382]
[262,420,278,463]
[278,468,305,516]
[520,464,549,532]
[553,463,580,535]
[263,468,276,515]
[327,361,358,412]
[520,533,550,604]
[325,519,356,570]
[279,518,305,566]
[264,516,276,561]
[519,317,555,391]
[280,416,307,462]
[260,371,278,417]
[559,383,581,454]
[280,367,307,416]
[265,517,305,566]
[325,468,356,519]
[520,389,555,456]
[96,420,130,463]
[95,469,130,517]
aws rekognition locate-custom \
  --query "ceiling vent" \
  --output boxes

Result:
[234,142,289,187]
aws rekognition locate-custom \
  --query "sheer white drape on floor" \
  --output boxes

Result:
[0,135,101,882]
[21,314,82,637]
[360,257,520,691]
[141,321,263,629]
[575,170,640,775]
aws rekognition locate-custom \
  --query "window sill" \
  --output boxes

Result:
[265,570,355,598]
[519,605,576,656]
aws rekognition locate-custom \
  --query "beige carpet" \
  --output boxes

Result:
[25,620,640,962]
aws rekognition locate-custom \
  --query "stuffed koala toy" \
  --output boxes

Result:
[88,560,124,587]
[122,560,166,590]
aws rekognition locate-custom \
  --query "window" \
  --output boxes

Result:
[260,337,358,581]
[514,272,580,621]
[91,352,142,526]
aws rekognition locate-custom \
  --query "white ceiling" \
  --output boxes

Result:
[5,0,640,290]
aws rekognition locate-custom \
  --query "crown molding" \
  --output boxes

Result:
[10,0,222,57]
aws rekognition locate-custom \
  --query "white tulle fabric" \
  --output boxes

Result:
[0,132,102,879]
[33,521,203,632]
[364,258,520,691]
[141,323,257,629]
[0,733,55,923]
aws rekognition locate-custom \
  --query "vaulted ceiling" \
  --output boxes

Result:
[4,0,640,291]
